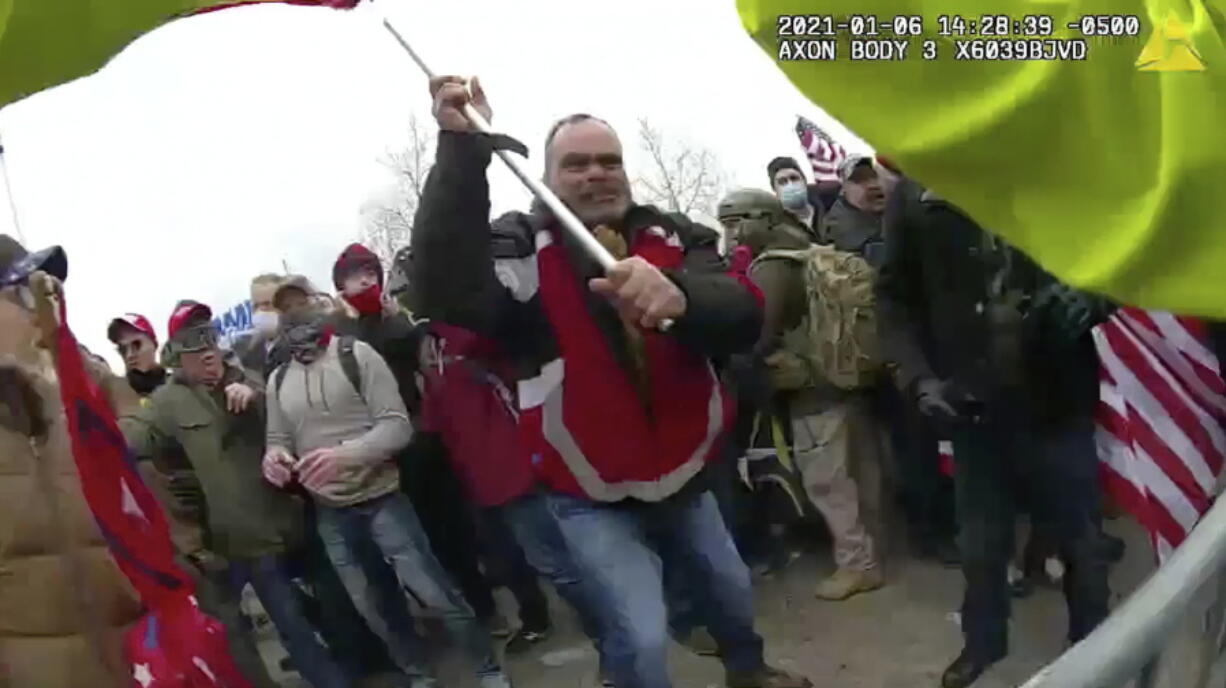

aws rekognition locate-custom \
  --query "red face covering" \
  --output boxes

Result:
[345,283,383,316]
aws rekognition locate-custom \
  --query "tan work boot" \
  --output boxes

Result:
[813,567,884,601]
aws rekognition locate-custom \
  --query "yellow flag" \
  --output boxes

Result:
[738,0,1226,316]
[0,0,357,110]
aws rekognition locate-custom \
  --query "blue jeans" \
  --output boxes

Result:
[227,555,350,688]
[316,492,504,682]
[497,493,605,643]
[545,489,765,688]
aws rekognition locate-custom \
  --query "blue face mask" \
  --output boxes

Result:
[778,181,809,210]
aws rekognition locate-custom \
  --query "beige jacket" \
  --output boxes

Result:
[0,295,143,688]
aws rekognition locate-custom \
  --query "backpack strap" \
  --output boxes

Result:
[271,337,364,403]
[272,363,290,401]
[338,336,364,403]
[750,246,816,271]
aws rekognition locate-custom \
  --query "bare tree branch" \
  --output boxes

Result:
[632,118,726,223]
[360,113,434,270]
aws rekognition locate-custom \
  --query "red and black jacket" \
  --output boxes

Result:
[411,132,762,502]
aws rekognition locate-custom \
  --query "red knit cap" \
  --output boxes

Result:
[332,243,383,289]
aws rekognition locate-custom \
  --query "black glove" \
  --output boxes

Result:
[1031,283,1115,345]
[914,377,983,428]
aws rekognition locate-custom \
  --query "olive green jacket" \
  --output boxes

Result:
[120,364,302,560]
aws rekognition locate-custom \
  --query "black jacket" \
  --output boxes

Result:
[822,196,885,267]
[877,179,1037,404]
[877,178,1105,427]
[410,132,762,383]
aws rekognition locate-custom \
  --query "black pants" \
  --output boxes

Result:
[477,507,552,632]
[880,383,956,545]
[402,432,552,630]
[400,432,499,620]
[950,409,1108,660]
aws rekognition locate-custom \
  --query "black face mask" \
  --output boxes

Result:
[127,367,168,396]
[285,321,329,364]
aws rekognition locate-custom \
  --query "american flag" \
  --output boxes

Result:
[1094,307,1226,562]
[795,115,847,183]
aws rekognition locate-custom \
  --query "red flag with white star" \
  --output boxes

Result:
[52,294,250,688]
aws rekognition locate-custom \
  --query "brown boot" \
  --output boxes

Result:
[726,666,814,688]
[813,567,884,601]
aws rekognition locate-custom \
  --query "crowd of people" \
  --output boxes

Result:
[0,74,1138,688]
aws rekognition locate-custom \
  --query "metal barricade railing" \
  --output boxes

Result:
[1021,497,1226,688]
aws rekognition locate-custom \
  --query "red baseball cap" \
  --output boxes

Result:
[107,313,157,344]
[166,301,213,342]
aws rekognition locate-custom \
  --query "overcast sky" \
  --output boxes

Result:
[0,0,867,370]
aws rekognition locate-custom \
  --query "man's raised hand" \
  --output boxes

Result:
[429,75,491,132]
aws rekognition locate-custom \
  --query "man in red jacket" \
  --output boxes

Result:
[413,76,810,688]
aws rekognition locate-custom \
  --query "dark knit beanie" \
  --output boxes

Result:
[332,243,383,289]
[767,156,804,185]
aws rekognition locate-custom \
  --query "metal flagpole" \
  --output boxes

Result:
[0,139,27,244]
[379,19,617,272]
[379,19,675,331]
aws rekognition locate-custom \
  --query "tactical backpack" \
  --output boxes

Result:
[752,245,882,390]
[272,335,363,402]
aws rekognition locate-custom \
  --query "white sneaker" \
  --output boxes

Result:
[478,672,514,688]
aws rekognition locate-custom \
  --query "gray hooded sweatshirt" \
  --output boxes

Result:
[266,336,412,507]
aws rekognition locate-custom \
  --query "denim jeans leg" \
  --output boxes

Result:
[240,555,351,688]
[192,563,279,688]
[545,491,671,688]
[301,503,397,677]
[366,492,505,681]
[500,493,607,645]
[316,503,434,682]
[661,556,702,640]
[650,491,764,676]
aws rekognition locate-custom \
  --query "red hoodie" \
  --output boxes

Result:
[417,323,535,507]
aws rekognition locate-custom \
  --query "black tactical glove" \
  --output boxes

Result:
[914,377,984,429]
[1031,283,1115,345]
